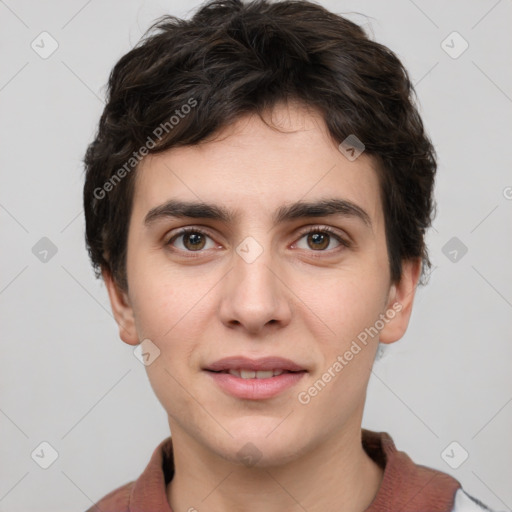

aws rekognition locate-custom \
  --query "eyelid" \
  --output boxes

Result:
[293,225,351,249]
[165,226,218,247]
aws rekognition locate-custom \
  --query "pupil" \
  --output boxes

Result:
[309,233,328,250]
[187,233,204,250]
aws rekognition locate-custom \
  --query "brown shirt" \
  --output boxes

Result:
[86,429,464,512]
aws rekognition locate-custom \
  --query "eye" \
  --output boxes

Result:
[294,226,349,252]
[166,228,216,252]
[165,225,350,255]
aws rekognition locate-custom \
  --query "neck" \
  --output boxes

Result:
[166,422,384,512]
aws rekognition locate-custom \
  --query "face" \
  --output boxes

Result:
[104,102,420,466]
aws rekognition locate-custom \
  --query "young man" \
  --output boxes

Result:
[83,1,495,510]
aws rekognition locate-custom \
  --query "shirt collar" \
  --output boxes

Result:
[127,429,461,512]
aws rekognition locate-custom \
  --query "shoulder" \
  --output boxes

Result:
[84,481,134,512]
[451,488,498,512]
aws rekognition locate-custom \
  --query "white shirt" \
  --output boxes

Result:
[452,488,498,511]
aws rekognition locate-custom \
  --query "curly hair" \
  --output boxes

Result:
[83,0,437,292]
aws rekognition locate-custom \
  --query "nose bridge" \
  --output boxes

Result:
[234,233,279,305]
[219,231,290,332]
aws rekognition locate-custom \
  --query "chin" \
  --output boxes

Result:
[211,424,311,468]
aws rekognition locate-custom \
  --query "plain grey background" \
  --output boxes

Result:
[1,0,511,510]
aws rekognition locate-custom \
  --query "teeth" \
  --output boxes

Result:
[227,369,286,379]
[255,370,273,379]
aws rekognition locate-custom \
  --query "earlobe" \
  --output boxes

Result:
[379,258,422,345]
[101,269,140,346]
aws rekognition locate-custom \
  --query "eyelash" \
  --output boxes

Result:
[165,225,350,255]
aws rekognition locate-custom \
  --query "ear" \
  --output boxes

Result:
[379,258,422,345]
[102,269,139,346]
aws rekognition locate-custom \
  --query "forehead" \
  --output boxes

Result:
[131,103,383,228]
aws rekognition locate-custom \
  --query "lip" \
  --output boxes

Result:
[203,356,307,400]
[204,356,305,372]
[205,371,306,400]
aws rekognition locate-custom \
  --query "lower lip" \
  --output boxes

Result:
[204,371,306,400]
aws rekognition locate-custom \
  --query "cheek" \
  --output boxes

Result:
[127,250,205,337]
[130,277,203,419]
[308,272,388,342]
[300,275,387,400]
[298,280,383,417]
[127,257,213,371]
[145,359,208,440]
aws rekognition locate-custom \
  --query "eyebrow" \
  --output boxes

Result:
[144,198,372,228]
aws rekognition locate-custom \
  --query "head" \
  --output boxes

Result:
[83,0,435,465]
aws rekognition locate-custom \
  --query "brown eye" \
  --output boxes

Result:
[295,226,349,252]
[167,228,214,252]
[182,232,206,251]
[306,232,330,250]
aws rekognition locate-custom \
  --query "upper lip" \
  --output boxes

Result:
[204,356,306,372]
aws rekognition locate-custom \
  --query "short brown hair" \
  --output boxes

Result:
[83,0,436,292]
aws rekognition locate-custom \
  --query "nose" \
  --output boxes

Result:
[218,239,292,336]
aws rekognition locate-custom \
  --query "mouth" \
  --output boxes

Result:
[203,356,307,399]
[204,355,306,373]
[206,368,304,379]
